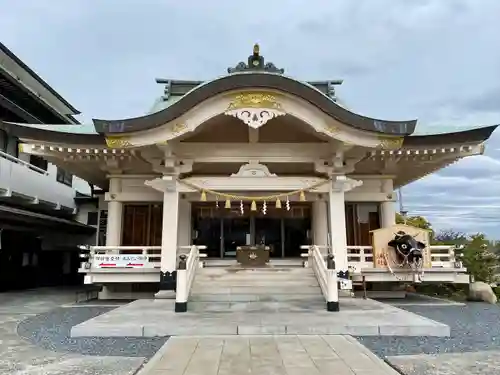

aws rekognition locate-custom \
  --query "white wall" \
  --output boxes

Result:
[0,154,76,208]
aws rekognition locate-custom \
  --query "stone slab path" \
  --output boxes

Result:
[138,335,400,375]
[71,297,450,338]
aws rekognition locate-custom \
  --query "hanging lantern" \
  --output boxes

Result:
[240,200,244,215]
[215,195,219,208]
[225,199,231,209]
[251,200,257,211]
[275,198,282,209]
[299,190,306,201]
[286,196,291,211]
[200,190,207,201]
[262,201,267,215]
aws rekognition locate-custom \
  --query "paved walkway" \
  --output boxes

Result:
[138,335,400,375]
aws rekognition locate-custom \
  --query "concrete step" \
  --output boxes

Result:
[194,275,318,285]
[198,268,313,276]
[190,293,324,302]
[187,300,326,312]
[192,280,320,287]
[191,286,321,294]
[196,273,317,279]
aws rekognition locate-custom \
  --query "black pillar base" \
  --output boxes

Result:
[327,301,340,312]
[159,270,177,291]
[175,302,187,313]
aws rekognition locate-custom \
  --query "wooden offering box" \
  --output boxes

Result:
[236,245,270,267]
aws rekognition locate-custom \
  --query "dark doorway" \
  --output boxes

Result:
[191,202,311,258]
[283,217,311,257]
[255,217,282,258]
[193,216,221,258]
[223,217,250,257]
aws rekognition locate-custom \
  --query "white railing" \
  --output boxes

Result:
[347,245,462,272]
[0,152,76,208]
[300,245,339,312]
[79,245,208,271]
[0,150,49,174]
[347,246,374,271]
[175,245,207,312]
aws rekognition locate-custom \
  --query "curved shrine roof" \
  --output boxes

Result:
[1,44,497,147]
[92,72,417,136]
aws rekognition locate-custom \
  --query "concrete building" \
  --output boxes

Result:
[0,42,95,291]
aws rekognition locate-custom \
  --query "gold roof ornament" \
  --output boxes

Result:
[227,44,284,74]
[377,136,404,150]
[226,92,282,111]
[105,135,132,148]
[224,92,286,128]
[253,43,260,55]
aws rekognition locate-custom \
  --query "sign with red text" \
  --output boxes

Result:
[93,255,151,268]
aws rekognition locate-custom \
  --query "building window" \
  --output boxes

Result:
[29,155,48,172]
[0,130,8,152]
[87,212,98,226]
[345,202,381,246]
[56,167,73,187]
[5,135,18,158]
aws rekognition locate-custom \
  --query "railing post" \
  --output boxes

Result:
[326,254,339,312]
[175,254,188,313]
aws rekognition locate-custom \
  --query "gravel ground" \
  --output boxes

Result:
[357,301,500,358]
[16,293,500,372]
[17,306,168,357]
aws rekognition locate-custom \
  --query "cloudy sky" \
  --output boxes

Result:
[1,0,499,238]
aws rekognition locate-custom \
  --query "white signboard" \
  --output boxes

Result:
[339,279,352,290]
[93,255,151,268]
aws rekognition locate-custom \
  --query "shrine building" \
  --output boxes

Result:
[1,44,497,300]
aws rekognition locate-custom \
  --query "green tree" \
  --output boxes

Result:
[461,233,499,284]
[395,213,433,230]
[395,213,435,240]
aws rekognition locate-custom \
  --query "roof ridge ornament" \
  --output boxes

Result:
[227,43,285,74]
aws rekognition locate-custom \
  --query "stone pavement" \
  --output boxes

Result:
[387,350,500,375]
[71,297,450,337]
[0,288,144,375]
[137,335,400,375]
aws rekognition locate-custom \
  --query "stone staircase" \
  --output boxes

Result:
[189,266,326,312]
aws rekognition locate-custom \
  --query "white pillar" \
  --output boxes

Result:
[161,190,179,274]
[156,187,179,298]
[312,200,329,254]
[328,188,348,273]
[177,200,191,257]
[105,178,123,248]
[328,176,363,281]
[380,201,396,228]
[380,179,396,228]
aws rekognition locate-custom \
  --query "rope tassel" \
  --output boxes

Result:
[250,200,257,211]
[299,190,306,201]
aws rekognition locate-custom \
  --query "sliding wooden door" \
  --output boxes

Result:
[122,204,163,246]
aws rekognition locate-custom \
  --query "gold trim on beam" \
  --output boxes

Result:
[377,136,404,150]
[226,92,283,111]
[105,135,132,148]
